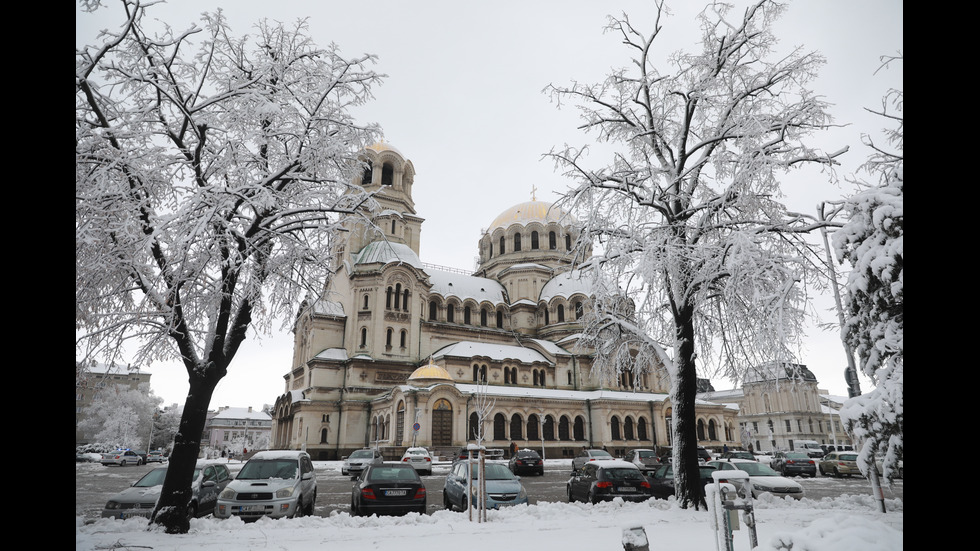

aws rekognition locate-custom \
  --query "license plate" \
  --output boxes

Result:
[121,511,150,519]
[384,490,407,496]
[618,487,637,492]
[236,505,264,512]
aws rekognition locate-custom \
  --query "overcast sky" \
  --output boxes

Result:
[77,1,903,410]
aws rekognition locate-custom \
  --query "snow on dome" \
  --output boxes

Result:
[539,269,593,302]
[365,140,402,156]
[488,200,575,231]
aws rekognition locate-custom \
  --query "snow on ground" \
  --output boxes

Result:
[76,459,903,551]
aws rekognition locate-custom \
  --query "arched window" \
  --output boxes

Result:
[386,328,393,347]
[494,413,507,440]
[527,415,540,440]
[429,301,437,320]
[697,419,706,441]
[557,304,565,322]
[514,233,522,252]
[360,328,367,347]
[320,429,328,444]
[543,416,556,440]
[381,163,394,185]
[573,417,586,441]
[510,414,523,440]
[638,418,649,441]
[473,365,480,382]
[611,416,622,440]
[447,304,455,323]
[481,308,488,326]
[386,287,392,309]
[363,295,369,310]
[400,330,407,348]
[361,162,373,186]
[394,283,402,310]
[481,365,487,382]
[625,417,635,440]
[558,416,570,440]
[499,236,505,255]
[532,371,538,386]
[549,231,557,250]
[464,306,471,324]
[504,368,511,384]
[489,243,493,258]
[469,412,481,440]
[402,289,409,311]
[496,311,503,328]
[708,419,717,440]
[391,220,396,234]
[565,234,571,250]
[575,301,583,319]
[544,309,550,325]
[531,231,539,249]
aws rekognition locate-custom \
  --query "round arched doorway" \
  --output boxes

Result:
[432,398,453,447]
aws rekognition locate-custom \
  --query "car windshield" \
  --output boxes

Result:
[602,468,645,481]
[236,459,299,480]
[734,462,779,476]
[785,453,809,459]
[467,463,516,480]
[350,450,375,459]
[135,468,200,488]
[518,451,539,458]
[590,450,613,458]
[367,466,418,482]
[839,454,858,461]
[637,451,656,459]
[406,449,427,456]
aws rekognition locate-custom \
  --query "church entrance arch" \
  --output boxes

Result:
[432,399,453,447]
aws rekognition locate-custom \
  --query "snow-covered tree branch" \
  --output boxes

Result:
[547,0,843,509]
[76,0,383,533]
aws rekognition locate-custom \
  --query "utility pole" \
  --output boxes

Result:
[817,204,861,399]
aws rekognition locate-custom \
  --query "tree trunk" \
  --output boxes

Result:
[672,304,707,510]
[151,363,222,533]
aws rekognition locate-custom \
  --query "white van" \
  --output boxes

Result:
[794,440,825,458]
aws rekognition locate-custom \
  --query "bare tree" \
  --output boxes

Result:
[546,1,843,509]
[76,0,383,533]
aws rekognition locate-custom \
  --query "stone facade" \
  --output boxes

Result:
[271,142,739,460]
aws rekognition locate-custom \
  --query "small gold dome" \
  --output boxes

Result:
[488,200,573,231]
[407,361,453,385]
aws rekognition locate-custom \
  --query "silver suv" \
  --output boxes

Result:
[215,450,317,521]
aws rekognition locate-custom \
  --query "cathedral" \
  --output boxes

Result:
[270,142,738,460]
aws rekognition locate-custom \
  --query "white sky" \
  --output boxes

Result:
[77,1,903,410]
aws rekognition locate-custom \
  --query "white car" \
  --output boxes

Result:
[399,447,433,476]
[215,450,318,521]
[707,459,804,500]
[100,449,145,466]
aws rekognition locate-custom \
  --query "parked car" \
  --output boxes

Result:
[215,450,318,521]
[657,446,713,465]
[571,448,614,473]
[508,449,544,476]
[771,451,816,477]
[794,440,825,458]
[399,447,433,476]
[350,463,427,517]
[647,463,719,500]
[102,462,232,520]
[623,449,662,474]
[443,461,529,511]
[719,450,756,461]
[707,459,804,500]
[342,448,384,478]
[146,450,167,463]
[567,460,653,504]
[100,449,145,466]
[818,451,861,478]
[874,455,904,479]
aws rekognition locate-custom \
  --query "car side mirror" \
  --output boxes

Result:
[202,480,216,488]
[302,472,313,480]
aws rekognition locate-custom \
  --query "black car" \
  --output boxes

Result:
[566,460,652,504]
[719,450,756,461]
[771,451,817,477]
[647,463,719,500]
[509,449,544,476]
[350,463,427,517]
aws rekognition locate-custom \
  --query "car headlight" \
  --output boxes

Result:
[753,483,773,492]
[219,488,236,499]
[518,487,527,500]
[104,501,121,510]
[276,486,297,499]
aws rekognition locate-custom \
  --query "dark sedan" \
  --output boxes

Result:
[509,449,544,476]
[567,460,652,504]
[350,463,427,517]
[647,464,719,500]
[772,451,817,477]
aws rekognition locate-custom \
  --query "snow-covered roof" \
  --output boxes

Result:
[211,407,272,420]
[288,389,307,404]
[433,341,551,365]
[312,299,345,317]
[352,241,424,269]
[426,269,506,304]
[743,362,817,384]
[539,269,593,302]
[528,339,572,356]
[80,361,145,375]
[314,348,349,361]
[453,383,670,403]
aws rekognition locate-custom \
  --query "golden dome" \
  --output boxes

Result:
[488,200,573,231]
[365,140,402,156]
[407,361,453,385]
